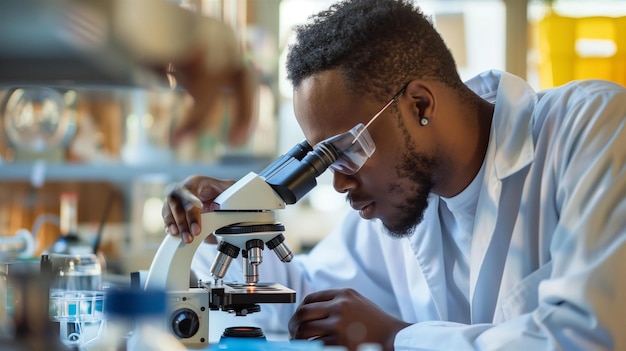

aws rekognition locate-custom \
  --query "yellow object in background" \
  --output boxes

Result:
[538,13,626,88]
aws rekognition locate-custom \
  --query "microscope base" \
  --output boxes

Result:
[166,282,295,349]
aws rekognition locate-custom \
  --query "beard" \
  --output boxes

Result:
[382,149,436,238]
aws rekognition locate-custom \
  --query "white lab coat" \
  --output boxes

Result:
[192,70,626,350]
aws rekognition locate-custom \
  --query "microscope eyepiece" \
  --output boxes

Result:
[301,142,339,177]
[263,142,339,204]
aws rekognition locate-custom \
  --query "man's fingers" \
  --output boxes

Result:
[176,186,203,209]
[162,184,204,243]
[161,176,234,243]
[176,186,203,237]
[289,307,334,341]
[182,232,194,244]
[164,222,179,236]
[184,206,201,238]
[162,201,180,236]
[301,289,343,304]
[289,298,332,340]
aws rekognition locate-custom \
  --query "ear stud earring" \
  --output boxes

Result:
[420,117,430,126]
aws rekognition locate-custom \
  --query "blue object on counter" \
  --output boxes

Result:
[104,288,167,316]
[209,339,325,350]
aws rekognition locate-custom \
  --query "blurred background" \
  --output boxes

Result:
[1,0,625,278]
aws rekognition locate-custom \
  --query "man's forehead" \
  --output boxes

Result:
[297,71,346,107]
[293,71,361,144]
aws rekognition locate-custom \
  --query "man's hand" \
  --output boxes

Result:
[162,175,235,244]
[289,288,411,351]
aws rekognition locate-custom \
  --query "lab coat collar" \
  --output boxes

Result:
[465,70,538,322]
[465,70,537,179]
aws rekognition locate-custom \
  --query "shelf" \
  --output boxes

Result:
[0,156,273,184]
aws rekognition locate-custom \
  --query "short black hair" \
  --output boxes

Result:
[286,0,464,102]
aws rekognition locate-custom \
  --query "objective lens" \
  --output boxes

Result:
[242,250,259,285]
[267,234,293,262]
[245,239,264,265]
[210,241,240,279]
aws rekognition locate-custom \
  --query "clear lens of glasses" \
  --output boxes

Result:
[319,123,376,175]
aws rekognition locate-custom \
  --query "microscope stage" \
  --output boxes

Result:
[203,282,296,306]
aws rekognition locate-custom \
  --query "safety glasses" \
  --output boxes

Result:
[321,123,375,175]
[319,87,405,175]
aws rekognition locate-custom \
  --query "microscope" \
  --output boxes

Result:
[141,122,374,349]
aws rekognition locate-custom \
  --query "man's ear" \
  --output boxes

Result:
[403,80,435,123]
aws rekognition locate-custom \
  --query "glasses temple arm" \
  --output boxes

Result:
[351,97,396,144]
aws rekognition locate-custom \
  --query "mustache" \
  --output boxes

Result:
[345,192,365,206]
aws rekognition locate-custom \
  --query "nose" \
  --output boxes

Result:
[332,171,357,194]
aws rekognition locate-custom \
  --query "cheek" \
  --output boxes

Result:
[369,130,403,175]
[360,126,409,194]
[361,147,402,193]
[364,137,416,202]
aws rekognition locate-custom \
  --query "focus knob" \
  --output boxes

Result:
[171,308,200,339]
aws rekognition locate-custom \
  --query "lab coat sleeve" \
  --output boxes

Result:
[191,211,402,334]
[394,82,626,350]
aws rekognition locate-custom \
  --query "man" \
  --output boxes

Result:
[162,0,626,350]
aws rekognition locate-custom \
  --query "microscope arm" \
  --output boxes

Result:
[144,172,284,291]
[144,211,277,291]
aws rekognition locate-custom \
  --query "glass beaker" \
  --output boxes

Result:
[48,253,104,349]
[49,253,101,291]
